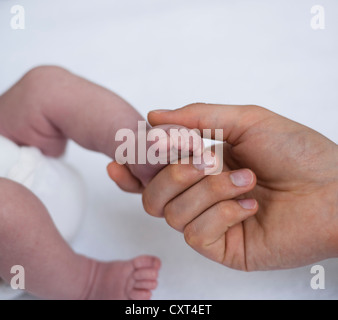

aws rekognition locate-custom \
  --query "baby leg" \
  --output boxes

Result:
[0,178,160,300]
[0,67,203,189]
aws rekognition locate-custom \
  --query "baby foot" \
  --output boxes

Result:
[129,124,203,186]
[85,255,161,300]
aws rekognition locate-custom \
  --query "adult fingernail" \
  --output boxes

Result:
[151,109,171,114]
[238,199,257,210]
[193,151,216,171]
[230,169,253,187]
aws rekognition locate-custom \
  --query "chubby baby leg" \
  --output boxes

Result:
[0,178,160,300]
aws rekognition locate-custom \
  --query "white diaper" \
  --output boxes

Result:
[0,135,86,300]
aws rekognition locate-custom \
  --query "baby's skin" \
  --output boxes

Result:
[0,66,201,300]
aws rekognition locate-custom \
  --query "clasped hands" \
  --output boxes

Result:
[108,103,338,271]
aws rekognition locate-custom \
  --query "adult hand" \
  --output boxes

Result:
[142,104,338,271]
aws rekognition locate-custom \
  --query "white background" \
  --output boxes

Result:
[0,0,337,299]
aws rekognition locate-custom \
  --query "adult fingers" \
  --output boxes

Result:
[164,169,256,232]
[183,199,258,264]
[107,161,144,193]
[142,152,221,218]
[148,104,273,145]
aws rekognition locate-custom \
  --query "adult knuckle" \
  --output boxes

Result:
[216,201,238,225]
[205,174,227,197]
[169,165,186,185]
[215,201,231,217]
[243,104,272,118]
[184,223,199,247]
[142,192,155,216]
[205,176,219,195]
[183,102,207,110]
[163,203,175,227]
[246,104,262,109]
[164,203,183,231]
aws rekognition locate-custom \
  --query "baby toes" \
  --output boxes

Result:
[132,255,161,270]
[126,255,161,300]
[128,289,152,300]
[126,269,158,300]
[134,280,158,290]
[133,269,159,281]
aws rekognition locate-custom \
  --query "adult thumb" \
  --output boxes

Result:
[148,103,271,145]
